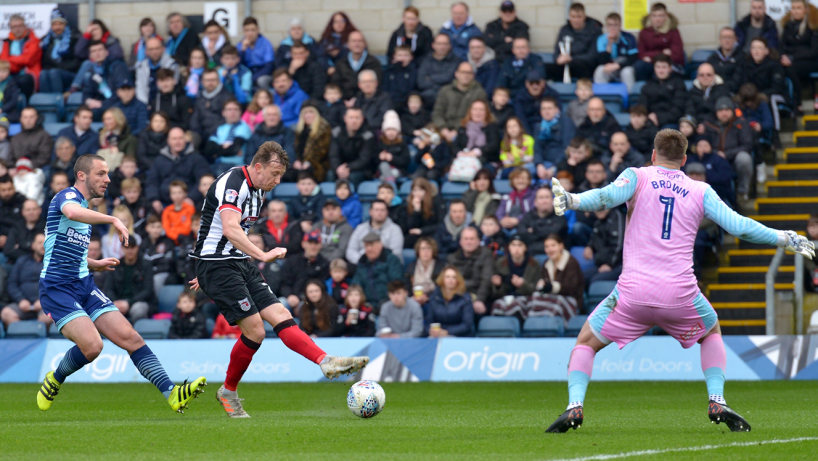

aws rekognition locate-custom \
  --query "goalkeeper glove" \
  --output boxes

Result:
[552,178,578,217]
[778,230,815,260]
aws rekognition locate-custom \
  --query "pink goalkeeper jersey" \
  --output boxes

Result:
[617,166,709,308]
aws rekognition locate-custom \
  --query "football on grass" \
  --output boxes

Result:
[347,380,386,418]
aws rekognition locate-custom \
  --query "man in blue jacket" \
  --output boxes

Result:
[110,79,149,134]
[496,37,545,99]
[271,69,308,128]
[238,17,275,88]
[0,233,47,327]
[56,106,100,156]
[440,2,482,61]
[514,69,560,134]
[80,40,129,120]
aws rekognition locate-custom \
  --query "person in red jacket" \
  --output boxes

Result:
[0,14,42,98]
[634,3,684,81]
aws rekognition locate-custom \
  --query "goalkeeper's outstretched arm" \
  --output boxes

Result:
[552,168,638,216]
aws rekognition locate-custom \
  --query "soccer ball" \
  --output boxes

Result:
[347,380,386,418]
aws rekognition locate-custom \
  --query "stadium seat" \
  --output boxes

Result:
[8,124,21,136]
[522,316,564,337]
[48,326,65,339]
[441,181,469,200]
[629,81,646,103]
[29,93,64,122]
[551,83,576,103]
[319,181,336,197]
[133,319,171,339]
[361,201,371,221]
[272,182,299,200]
[402,248,416,267]
[565,315,588,337]
[264,321,277,338]
[398,180,412,198]
[585,280,617,310]
[533,254,548,267]
[475,316,520,337]
[593,83,629,108]
[206,318,215,337]
[687,49,715,78]
[44,122,71,137]
[569,246,595,272]
[356,180,381,202]
[90,122,104,132]
[16,94,26,115]
[6,320,47,339]
[614,112,630,128]
[158,285,185,314]
[375,55,388,67]
[0,321,4,339]
[684,80,694,91]
[64,92,83,120]
[539,52,555,64]
[493,179,512,195]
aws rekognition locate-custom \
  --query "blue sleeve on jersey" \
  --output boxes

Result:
[575,168,638,212]
[56,190,83,213]
[703,187,778,245]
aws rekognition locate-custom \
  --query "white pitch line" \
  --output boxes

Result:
[547,436,818,461]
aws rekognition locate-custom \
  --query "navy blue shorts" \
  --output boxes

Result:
[39,276,119,331]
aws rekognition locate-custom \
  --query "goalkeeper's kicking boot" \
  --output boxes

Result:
[708,401,751,432]
[216,385,250,418]
[37,371,61,411]
[320,355,370,379]
[545,406,584,433]
[167,376,207,413]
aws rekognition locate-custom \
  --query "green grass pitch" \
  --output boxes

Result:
[1,381,817,460]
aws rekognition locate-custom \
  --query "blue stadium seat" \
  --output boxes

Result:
[476,316,520,337]
[6,320,47,339]
[533,254,548,267]
[629,81,646,103]
[684,80,694,91]
[687,49,715,78]
[44,122,71,137]
[16,94,26,115]
[593,83,629,108]
[399,180,412,198]
[272,182,299,200]
[356,180,381,202]
[0,321,5,339]
[565,315,588,337]
[158,284,185,314]
[539,52,555,64]
[206,318,215,337]
[64,92,83,120]
[614,112,630,128]
[48,326,65,339]
[585,280,617,310]
[441,181,469,200]
[361,201,371,221]
[569,246,595,272]
[29,93,64,121]
[375,55,388,68]
[41,113,59,123]
[522,316,564,337]
[134,319,171,339]
[402,248,416,267]
[319,181,336,197]
[493,179,512,195]
[90,122,104,132]
[550,83,576,103]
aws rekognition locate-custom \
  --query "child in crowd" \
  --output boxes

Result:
[118,177,149,238]
[566,78,593,127]
[499,117,535,178]
[0,120,10,165]
[140,214,175,295]
[212,314,242,339]
[377,110,410,182]
[194,173,216,211]
[558,137,593,186]
[42,171,70,214]
[496,167,535,235]
[241,89,272,131]
[490,87,515,131]
[383,45,418,111]
[480,214,507,257]
[319,83,345,128]
[152,69,192,131]
[113,81,148,134]
[107,155,140,200]
[338,285,376,336]
[290,172,325,232]
[400,93,431,140]
[102,205,141,259]
[377,181,404,225]
[335,179,362,228]
[12,157,45,205]
[168,291,208,339]
[185,48,207,98]
[624,104,658,156]
[678,115,697,155]
[411,124,451,182]
[162,180,196,245]
[325,258,351,307]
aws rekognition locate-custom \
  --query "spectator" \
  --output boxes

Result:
[217,45,252,105]
[298,280,341,337]
[254,199,304,257]
[537,233,584,318]
[436,199,473,256]
[247,103,293,160]
[288,42,326,100]
[102,206,142,260]
[576,97,621,155]
[513,69,560,135]
[490,87,515,130]
[0,14,41,98]
[331,31,382,100]
[184,48,206,99]
[165,12,201,66]
[780,0,818,112]
[0,121,7,165]
[401,177,445,249]
[463,168,502,226]
[289,172,325,230]
[376,111,410,181]
[638,55,686,128]
[349,232,403,310]
[577,158,609,193]
[287,103,331,183]
[319,83,345,128]
[736,82,774,138]
[104,235,153,323]
[202,20,230,68]
[111,79,149,135]
[48,142,76,187]
[0,233,47,327]
[346,200,404,264]
[565,78,593,127]
[212,314,242,339]
[707,27,744,92]
[128,18,161,69]
[497,38,545,99]
[12,158,45,205]
[417,33,462,109]
[40,9,81,95]
[326,258,351,306]
[162,180,195,245]
[735,37,786,129]
[0,61,21,123]
[352,69,394,130]
[317,199,353,262]
[433,61,488,141]
[686,63,731,123]
[735,0,779,52]
[147,127,210,210]
[10,108,53,168]
[329,107,377,185]
[109,165,143,223]
[405,237,446,305]
[140,214,175,295]
[317,12,358,69]
[135,37,178,106]
[3,199,43,263]
[384,45,418,112]
[602,132,645,181]
[57,106,100,157]
[88,235,108,289]
[387,6,434,62]
[202,99,252,164]
[594,12,638,92]
[96,107,137,169]
[335,179,362,228]
[635,3,685,80]
[534,97,575,180]
[453,100,501,169]
[377,182,404,226]
[270,70,307,129]
[424,265,475,337]
[440,2,482,61]
[0,175,26,249]
[558,137,593,186]
[149,70,191,131]
[484,1,530,65]
[79,40,129,119]
[137,112,169,171]
[168,291,207,339]
[482,217,508,266]
[190,69,232,142]
[624,104,658,156]
[583,207,624,283]
[687,136,736,208]
[73,19,124,69]
[281,230,331,309]
[237,17,274,88]
[275,18,317,70]
[411,124,451,182]
[467,37,499,96]
[517,186,568,254]
[490,234,540,311]
[447,226,492,313]
[548,3,601,81]
[496,167,535,230]
[337,285,376,336]
[378,281,424,337]
[702,96,755,203]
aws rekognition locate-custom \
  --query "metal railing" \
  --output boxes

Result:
[766,248,805,335]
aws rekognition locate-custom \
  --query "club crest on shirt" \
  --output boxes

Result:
[65,192,76,199]
[225,189,239,203]
[238,298,251,311]
[614,177,630,187]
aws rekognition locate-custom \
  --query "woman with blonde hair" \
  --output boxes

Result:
[404,237,445,305]
[287,102,331,182]
[102,205,142,259]
[97,107,137,170]
[423,265,474,337]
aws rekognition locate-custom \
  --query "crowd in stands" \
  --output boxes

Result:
[0,0,816,339]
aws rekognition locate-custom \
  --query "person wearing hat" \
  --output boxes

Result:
[40,9,82,94]
[489,234,541,316]
[353,69,394,130]
[349,231,404,312]
[497,37,545,99]
[279,229,331,309]
[513,68,561,135]
[275,17,317,71]
[417,33,462,109]
[483,1,530,65]
[12,158,45,205]
[376,110,411,181]
[685,63,731,123]
[79,40,130,120]
[111,77,149,134]
[317,198,353,262]
[432,61,488,140]
[678,114,698,155]
[686,136,737,208]
[702,96,754,203]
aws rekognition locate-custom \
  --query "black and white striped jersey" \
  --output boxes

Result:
[191,166,264,260]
